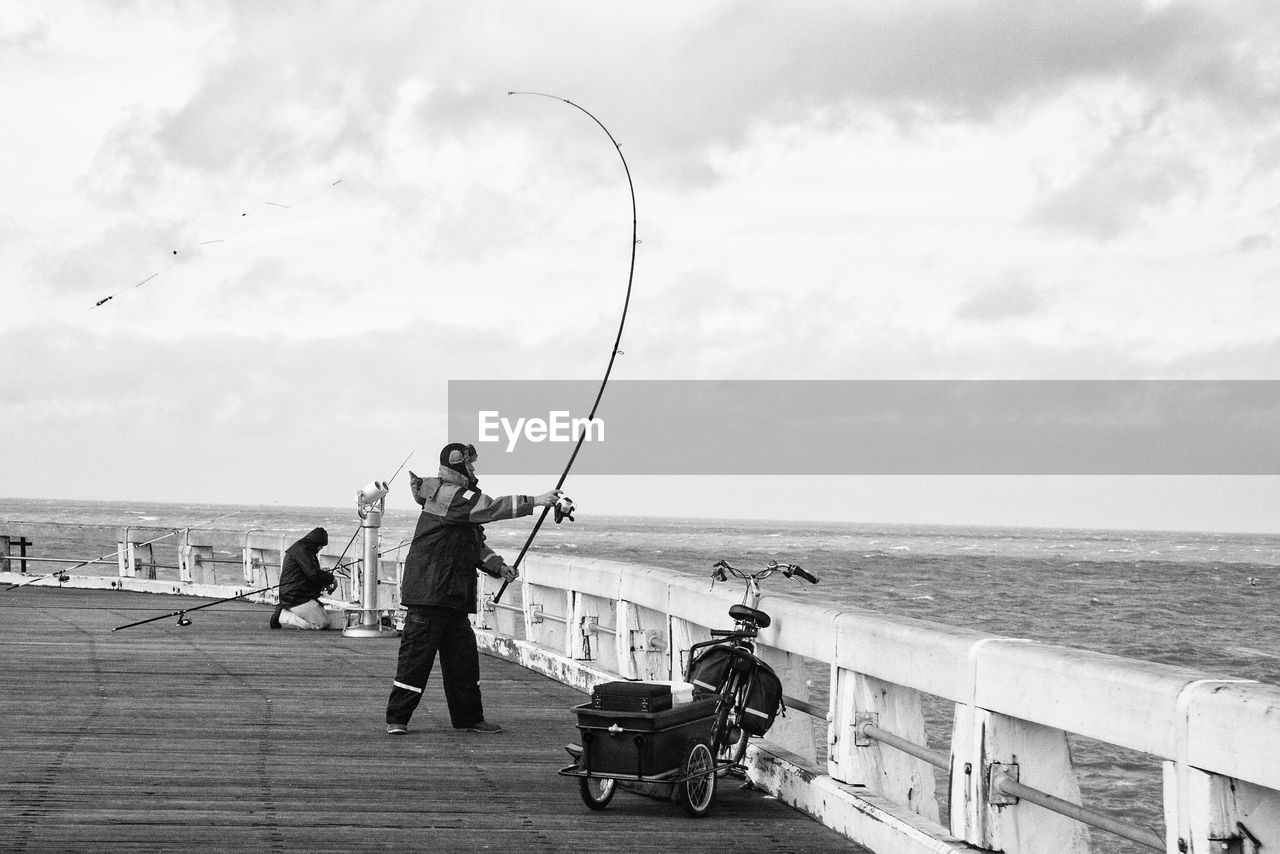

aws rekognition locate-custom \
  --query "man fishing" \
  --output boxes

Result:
[270,527,336,630]
[385,443,560,735]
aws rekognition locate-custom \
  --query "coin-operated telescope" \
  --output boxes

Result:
[343,480,399,639]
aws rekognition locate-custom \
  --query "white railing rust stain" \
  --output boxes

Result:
[3,522,1279,854]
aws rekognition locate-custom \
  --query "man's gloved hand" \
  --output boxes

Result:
[323,572,338,595]
[499,563,519,583]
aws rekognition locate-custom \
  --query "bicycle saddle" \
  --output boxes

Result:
[729,603,771,629]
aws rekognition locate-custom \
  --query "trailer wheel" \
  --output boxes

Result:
[678,739,716,817]
[579,774,616,810]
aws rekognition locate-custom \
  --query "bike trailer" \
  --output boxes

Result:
[686,646,785,736]
[572,697,719,777]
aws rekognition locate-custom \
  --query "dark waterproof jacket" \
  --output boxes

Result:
[400,467,535,612]
[279,527,333,607]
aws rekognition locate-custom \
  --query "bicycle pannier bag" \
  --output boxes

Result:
[741,660,784,736]
[686,646,732,694]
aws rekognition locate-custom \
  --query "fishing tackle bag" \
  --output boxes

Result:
[686,646,785,736]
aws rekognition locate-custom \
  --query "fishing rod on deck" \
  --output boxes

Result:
[112,584,280,631]
[4,510,240,592]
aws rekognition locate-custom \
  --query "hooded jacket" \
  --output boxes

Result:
[279,527,333,607]
[400,466,535,612]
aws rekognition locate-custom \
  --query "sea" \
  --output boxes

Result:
[4,497,1278,851]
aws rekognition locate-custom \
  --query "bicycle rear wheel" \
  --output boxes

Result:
[710,672,750,774]
[678,739,716,817]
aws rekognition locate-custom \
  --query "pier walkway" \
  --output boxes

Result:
[0,587,864,852]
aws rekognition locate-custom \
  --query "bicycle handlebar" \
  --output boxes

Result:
[711,559,820,586]
[791,566,819,585]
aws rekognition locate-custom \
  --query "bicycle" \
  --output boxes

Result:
[559,558,817,817]
[686,559,819,774]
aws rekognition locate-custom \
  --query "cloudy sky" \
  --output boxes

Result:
[3,1,1280,531]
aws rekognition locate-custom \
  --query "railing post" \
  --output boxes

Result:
[562,587,574,659]
[950,706,1091,852]
[615,598,636,679]
[116,528,130,577]
[1166,677,1280,853]
[131,540,155,579]
[1162,764,1276,853]
[618,567,671,681]
[240,532,282,587]
[828,667,938,821]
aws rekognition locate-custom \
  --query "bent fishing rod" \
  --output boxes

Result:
[4,510,239,592]
[494,91,638,604]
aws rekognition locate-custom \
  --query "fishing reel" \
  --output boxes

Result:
[56,571,69,584]
[554,495,576,524]
[176,612,192,627]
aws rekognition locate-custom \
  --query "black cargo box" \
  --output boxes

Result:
[573,697,718,777]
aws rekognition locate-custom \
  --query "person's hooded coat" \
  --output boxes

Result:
[400,465,535,612]
[279,527,333,607]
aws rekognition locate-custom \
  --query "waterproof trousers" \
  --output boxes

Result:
[278,599,329,630]
[385,605,484,728]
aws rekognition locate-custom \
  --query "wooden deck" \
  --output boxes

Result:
[0,587,865,852]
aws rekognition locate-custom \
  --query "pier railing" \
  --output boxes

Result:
[0,521,400,623]
[4,522,1279,854]
[478,553,1280,854]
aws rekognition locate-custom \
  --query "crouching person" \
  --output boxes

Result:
[270,527,336,630]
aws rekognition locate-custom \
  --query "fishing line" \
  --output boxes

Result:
[91,177,343,309]
[493,92,638,604]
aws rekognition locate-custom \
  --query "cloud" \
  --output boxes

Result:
[1,17,49,51]
[680,0,1280,126]
[1028,149,1200,240]
[73,0,1280,210]
[1026,102,1204,239]
[956,275,1054,322]
[1236,233,1274,252]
